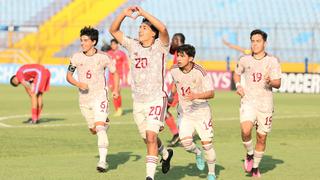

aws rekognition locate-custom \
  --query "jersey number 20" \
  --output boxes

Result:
[135,58,148,69]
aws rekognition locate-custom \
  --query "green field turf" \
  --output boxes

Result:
[0,84,319,180]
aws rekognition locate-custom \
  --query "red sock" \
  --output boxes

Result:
[165,112,179,135]
[37,107,42,120]
[32,108,37,121]
[113,95,122,110]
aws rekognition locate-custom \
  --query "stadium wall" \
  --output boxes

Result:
[1,63,320,94]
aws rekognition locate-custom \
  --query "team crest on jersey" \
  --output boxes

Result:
[134,52,138,56]
[246,66,251,70]
[154,116,159,120]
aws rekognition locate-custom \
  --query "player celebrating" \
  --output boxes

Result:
[66,26,120,173]
[109,6,173,180]
[10,64,51,124]
[234,29,282,178]
[107,39,129,117]
[165,33,185,147]
[171,44,217,180]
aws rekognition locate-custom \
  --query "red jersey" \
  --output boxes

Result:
[16,64,51,94]
[107,49,128,76]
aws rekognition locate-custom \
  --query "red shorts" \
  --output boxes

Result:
[33,69,50,94]
[168,92,179,107]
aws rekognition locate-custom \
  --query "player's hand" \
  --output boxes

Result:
[265,76,272,86]
[112,90,120,99]
[123,6,140,19]
[185,91,197,101]
[133,6,145,17]
[78,82,89,91]
[236,85,245,98]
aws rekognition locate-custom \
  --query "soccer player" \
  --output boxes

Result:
[170,44,217,180]
[165,33,185,147]
[233,29,282,177]
[66,26,120,173]
[107,39,129,117]
[10,64,51,124]
[109,6,173,180]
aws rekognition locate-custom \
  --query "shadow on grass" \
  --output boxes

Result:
[95,151,141,171]
[156,163,225,180]
[244,155,284,176]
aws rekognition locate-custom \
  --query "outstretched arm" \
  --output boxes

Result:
[223,39,248,54]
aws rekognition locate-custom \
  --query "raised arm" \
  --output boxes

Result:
[109,7,137,44]
[135,6,169,45]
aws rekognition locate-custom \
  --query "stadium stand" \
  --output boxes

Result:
[0,0,319,68]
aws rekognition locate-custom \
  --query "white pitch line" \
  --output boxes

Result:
[0,122,12,127]
[0,113,319,128]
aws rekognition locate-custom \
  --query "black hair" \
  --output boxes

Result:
[173,33,185,44]
[176,44,196,58]
[110,38,118,44]
[10,75,18,87]
[142,18,159,39]
[250,29,268,41]
[101,43,111,51]
[80,26,99,46]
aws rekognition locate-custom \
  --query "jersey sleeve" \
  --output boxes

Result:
[68,54,78,73]
[103,55,116,73]
[121,35,135,53]
[202,74,215,92]
[270,57,282,80]
[154,39,169,54]
[234,57,245,75]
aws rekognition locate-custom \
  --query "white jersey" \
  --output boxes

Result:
[235,54,282,112]
[170,63,214,114]
[70,50,116,105]
[121,35,169,103]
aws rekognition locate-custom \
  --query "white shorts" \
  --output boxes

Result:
[179,106,213,142]
[133,97,167,139]
[240,103,273,134]
[79,95,109,129]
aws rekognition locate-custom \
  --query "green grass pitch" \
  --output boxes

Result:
[0,85,319,180]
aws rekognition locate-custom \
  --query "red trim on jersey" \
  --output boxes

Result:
[194,64,207,76]
[160,97,168,122]
[161,53,168,97]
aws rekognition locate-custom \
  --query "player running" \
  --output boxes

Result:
[170,44,217,180]
[234,29,282,178]
[109,5,173,180]
[10,64,51,124]
[165,33,185,147]
[107,39,129,117]
[66,26,120,173]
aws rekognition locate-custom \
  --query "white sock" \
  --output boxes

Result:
[158,144,169,160]
[253,150,264,168]
[203,143,216,175]
[146,156,158,179]
[96,125,108,162]
[243,140,254,155]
